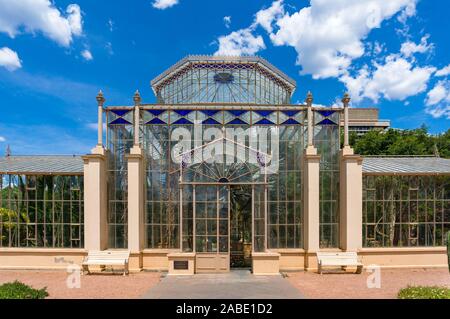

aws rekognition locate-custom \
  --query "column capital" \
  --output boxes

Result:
[96,90,106,106]
[304,146,319,157]
[306,91,313,106]
[340,151,363,163]
[133,90,141,106]
[126,145,144,158]
[342,92,350,107]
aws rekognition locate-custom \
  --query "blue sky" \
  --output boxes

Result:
[0,0,449,155]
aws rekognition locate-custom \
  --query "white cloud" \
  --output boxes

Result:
[255,0,284,33]
[223,16,231,29]
[0,47,22,71]
[397,0,416,24]
[215,1,286,56]
[108,19,114,32]
[373,42,384,55]
[105,42,114,55]
[425,81,447,106]
[424,81,450,119]
[0,136,6,142]
[0,0,83,47]
[400,35,432,57]
[215,28,265,56]
[268,0,417,79]
[66,4,82,36]
[81,49,93,61]
[152,0,179,10]
[435,64,450,77]
[340,54,435,103]
[426,104,450,119]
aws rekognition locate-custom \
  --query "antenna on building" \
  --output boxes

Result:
[5,144,11,157]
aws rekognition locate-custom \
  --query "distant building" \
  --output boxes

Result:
[342,108,390,136]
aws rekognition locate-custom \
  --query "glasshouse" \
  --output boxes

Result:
[1,56,449,274]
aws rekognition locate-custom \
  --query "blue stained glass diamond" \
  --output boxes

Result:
[146,118,166,124]
[172,118,193,125]
[111,109,130,116]
[227,118,247,125]
[147,109,165,116]
[201,110,220,116]
[228,110,247,116]
[174,110,192,116]
[281,118,300,125]
[255,110,274,117]
[255,118,274,125]
[202,118,221,125]
[318,110,335,117]
[109,117,132,125]
[318,118,337,125]
[282,110,299,117]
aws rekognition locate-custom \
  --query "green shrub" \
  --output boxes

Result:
[398,286,450,299]
[0,281,48,299]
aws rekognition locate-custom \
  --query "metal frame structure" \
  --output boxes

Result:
[151,56,296,105]
[0,174,84,248]
[178,135,270,260]
[105,101,342,251]
[362,174,450,247]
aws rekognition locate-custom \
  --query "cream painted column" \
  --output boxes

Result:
[303,92,320,271]
[83,91,108,251]
[339,93,363,252]
[127,91,144,271]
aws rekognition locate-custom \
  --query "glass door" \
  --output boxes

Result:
[229,185,252,268]
[194,185,229,272]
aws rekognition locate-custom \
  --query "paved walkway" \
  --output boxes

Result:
[288,268,450,299]
[143,270,304,299]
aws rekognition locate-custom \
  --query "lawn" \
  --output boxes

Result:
[398,286,450,299]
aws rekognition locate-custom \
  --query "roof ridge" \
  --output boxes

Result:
[150,55,296,90]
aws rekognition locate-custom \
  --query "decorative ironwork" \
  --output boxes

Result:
[151,57,295,104]
[108,109,133,125]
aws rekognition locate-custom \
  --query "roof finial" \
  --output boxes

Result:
[96,90,105,105]
[5,144,11,157]
[306,91,313,106]
[133,90,141,106]
[342,92,350,107]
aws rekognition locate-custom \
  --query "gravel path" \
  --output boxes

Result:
[0,270,161,299]
[286,268,450,299]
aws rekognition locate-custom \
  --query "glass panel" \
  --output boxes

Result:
[362,175,450,247]
[314,116,340,248]
[154,62,292,105]
[193,186,229,254]
[0,174,84,248]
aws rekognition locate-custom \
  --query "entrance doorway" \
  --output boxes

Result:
[230,185,252,268]
[178,135,270,273]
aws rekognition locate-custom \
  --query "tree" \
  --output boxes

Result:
[350,126,450,158]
